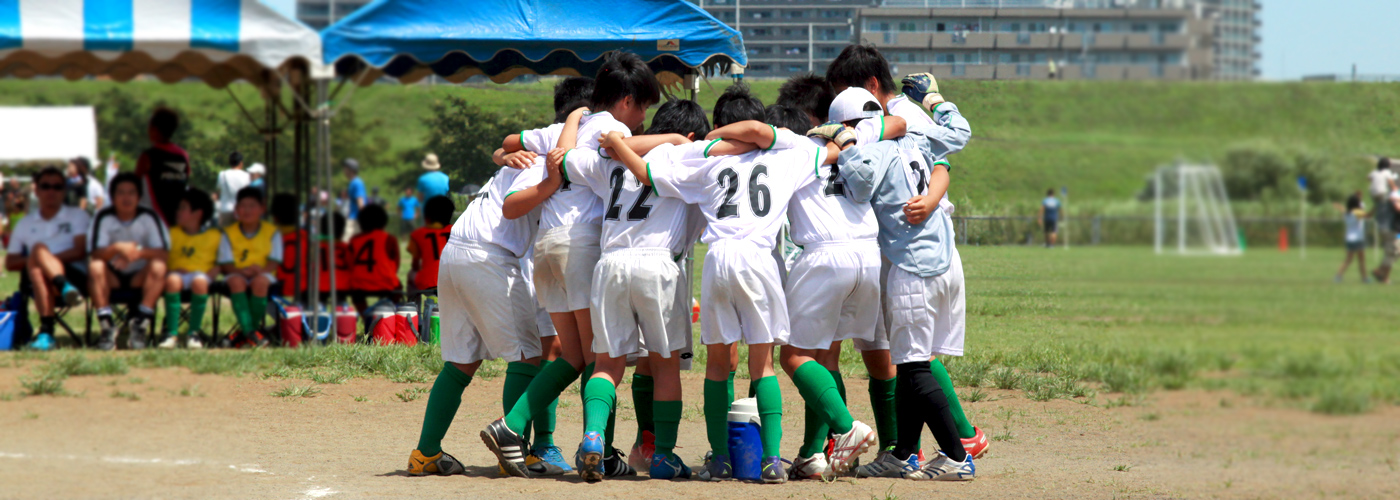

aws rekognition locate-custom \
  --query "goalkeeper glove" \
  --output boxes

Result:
[807,122,857,149]
[901,73,946,111]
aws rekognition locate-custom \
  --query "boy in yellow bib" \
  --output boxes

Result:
[218,187,282,347]
[159,189,220,349]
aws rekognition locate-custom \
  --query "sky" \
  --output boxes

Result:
[260,0,1400,81]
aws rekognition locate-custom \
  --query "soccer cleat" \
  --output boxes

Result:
[629,430,656,470]
[602,449,636,478]
[129,317,150,350]
[856,449,918,478]
[788,453,828,480]
[961,426,990,459]
[407,449,465,476]
[96,319,117,351]
[577,431,606,482]
[904,453,974,481]
[827,420,875,475]
[649,452,691,480]
[157,335,180,349]
[59,283,81,308]
[760,456,787,484]
[695,452,733,481]
[187,334,204,349]
[27,332,55,351]
[527,445,572,476]
[480,418,530,477]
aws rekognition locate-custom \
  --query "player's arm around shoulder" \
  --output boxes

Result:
[835,141,893,204]
[501,155,563,220]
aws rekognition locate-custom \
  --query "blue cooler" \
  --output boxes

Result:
[727,397,763,480]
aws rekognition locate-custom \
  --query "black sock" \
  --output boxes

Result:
[50,276,69,291]
[39,316,56,334]
[894,361,968,463]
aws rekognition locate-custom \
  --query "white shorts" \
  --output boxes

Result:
[632,251,696,371]
[168,271,211,290]
[520,256,558,339]
[591,249,688,359]
[438,242,542,365]
[700,241,789,346]
[784,241,882,350]
[884,251,965,365]
[855,257,893,352]
[532,224,602,313]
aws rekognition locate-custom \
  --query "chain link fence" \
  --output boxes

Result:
[953,215,1373,250]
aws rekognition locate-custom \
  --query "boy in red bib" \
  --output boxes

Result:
[350,204,402,311]
[407,196,454,291]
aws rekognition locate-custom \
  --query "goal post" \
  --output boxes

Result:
[1154,163,1242,256]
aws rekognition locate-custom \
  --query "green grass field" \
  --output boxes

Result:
[6,245,1395,414]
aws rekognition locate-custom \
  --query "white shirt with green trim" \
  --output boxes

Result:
[789,124,880,246]
[453,167,540,258]
[648,139,823,250]
[520,123,565,155]
[563,142,707,253]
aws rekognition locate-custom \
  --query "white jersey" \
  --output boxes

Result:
[520,123,565,155]
[507,113,629,231]
[451,167,540,258]
[886,95,957,219]
[576,111,631,156]
[88,206,170,271]
[650,139,824,250]
[563,142,707,253]
[5,205,90,256]
[788,134,878,246]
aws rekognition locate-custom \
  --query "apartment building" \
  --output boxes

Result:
[695,0,874,78]
[296,0,369,30]
[1197,0,1260,80]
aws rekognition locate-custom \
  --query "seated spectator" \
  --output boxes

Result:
[218,187,282,347]
[4,166,90,350]
[271,193,308,299]
[349,204,402,312]
[317,211,352,294]
[159,188,219,349]
[89,173,170,351]
[406,195,455,292]
[65,157,106,213]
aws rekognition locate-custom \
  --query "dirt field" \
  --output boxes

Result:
[3,364,1397,500]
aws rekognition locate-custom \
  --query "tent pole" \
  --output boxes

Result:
[319,78,338,342]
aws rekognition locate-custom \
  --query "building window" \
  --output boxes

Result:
[750,64,771,72]
[783,28,806,37]
[298,2,329,16]
[784,10,806,19]
[787,65,804,73]
[751,11,771,19]
[819,47,837,58]
[898,22,917,32]
[820,28,842,41]
[867,21,889,32]
[1159,22,1180,33]
[936,22,946,32]
[935,53,956,64]
[784,47,806,55]
[822,10,847,18]
[748,46,772,55]
[750,28,770,37]
[1131,23,1149,33]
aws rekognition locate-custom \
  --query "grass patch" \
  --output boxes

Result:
[1139,412,1161,421]
[271,384,321,399]
[396,386,429,403]
[44,354,129,377]
[310,371,348,385]
[20,374,67,396]
[111,390,140,401]
[963,387,989,403]
[1112,464,1134,472]
[1311,386,1374,415]
[991,368,1024,391]
[23,411,38,420]
[177,384,204,397]
[353,395,369,402]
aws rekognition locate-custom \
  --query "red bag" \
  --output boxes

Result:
[280,305,305,347]
[335,304,358,344]
[371,315,418,346]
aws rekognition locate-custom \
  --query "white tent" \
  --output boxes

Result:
[0,106,97,166]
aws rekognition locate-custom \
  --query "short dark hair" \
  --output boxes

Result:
[826,44,897,96]
[229,151,243,167]
[271,193,299,226]
[764,105,811,134]
[357,204,389,232]
[110,172,143,197]
[235,186,264,205]
[32,165,64,185]
[591,51,661,111]
[554,77,595,121]
[322,212,347,239]
[182,188,214,226]
[777,73,835,124]
[1047,188,1055,196]
[423,195,456,226]
[645,98,711,139]
[70,157,92,176]
[1346,192,1362,212]
[1380,157,1392,170]
[712,82,765,128]
[150,107,179,141]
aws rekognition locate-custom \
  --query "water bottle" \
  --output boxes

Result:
[727,397,762,480]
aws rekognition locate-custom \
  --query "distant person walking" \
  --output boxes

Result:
[1336,191,1369,283]
[1038,188,1061,248]
[1367,158,1393,213]
[368,186,386,208]
[216,151,250,227]
[415,153,449,202]
[134,107,190,225]
[342,158,366,240]
[396,187,419,237]
[1373,179,1400,284]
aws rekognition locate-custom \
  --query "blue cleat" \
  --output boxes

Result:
[27,333,55,351]
[696,452,732,481]
[577,431,606,482]
[527,445,573,475]
[649,452,691,480]
[760,456,787,484]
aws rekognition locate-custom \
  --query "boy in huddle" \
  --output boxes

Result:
[218,187,282,348]
[158,188,219,349]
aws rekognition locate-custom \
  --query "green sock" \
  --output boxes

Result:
[163,292,181,337]
[583,377,615,435]
[632,374,655,444]
[754,376,783,458]
[831,369,847,402]
[189,294,209,335]
[703,378,731,457]
[504,359,580,435]
[799,404,829,458]
[931,359,976,439]
[416,362,472,456]
[727,371,736,402]
[792,361,854,434]
[503,362,539,443]
[248,295,268,331]
[868,377,898,449]
[533,360,561,447]
[654,400,682,456]
[230,292,252,333]
[581,362,595,407]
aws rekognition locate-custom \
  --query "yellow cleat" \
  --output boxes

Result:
[408,449,465,476]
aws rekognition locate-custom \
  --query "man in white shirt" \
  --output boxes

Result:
[4,167,90,350]
[88,173,171,351]
[216,151,250,227]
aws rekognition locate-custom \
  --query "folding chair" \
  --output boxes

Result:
[17,270,88,348]
[85,287,148,348]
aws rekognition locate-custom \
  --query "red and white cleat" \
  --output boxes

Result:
[961,426,989,459]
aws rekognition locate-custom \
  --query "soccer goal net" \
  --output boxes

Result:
[1154,163,1242,255]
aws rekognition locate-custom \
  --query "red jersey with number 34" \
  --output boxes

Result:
[350,230,401,292]
[409,226,451,290]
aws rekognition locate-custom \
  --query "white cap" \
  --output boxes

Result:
[248,163,266,175]
[828,87,884,124]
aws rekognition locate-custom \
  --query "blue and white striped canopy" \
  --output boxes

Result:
[0,0,325,88]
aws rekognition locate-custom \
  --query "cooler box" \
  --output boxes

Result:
[727,397,762,481]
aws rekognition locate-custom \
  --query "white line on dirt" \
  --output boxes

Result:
[3,450,266,473]
[301,486,337,499]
